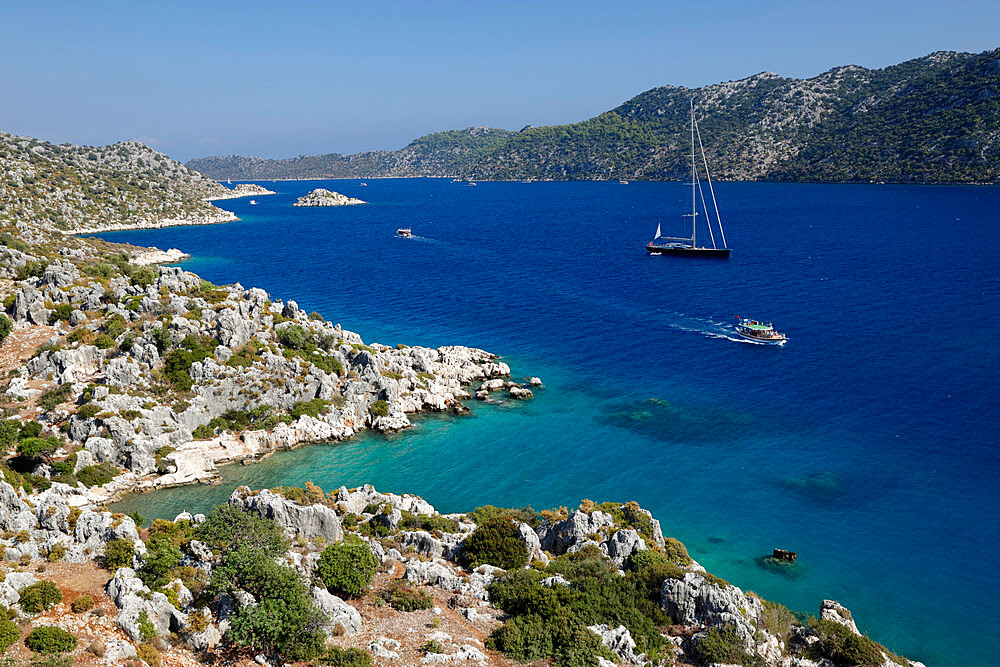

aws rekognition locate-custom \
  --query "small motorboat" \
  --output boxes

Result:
[396,228,412,237]
[360,182,368,186]
[249,199,257,205]
[734,318,787,344]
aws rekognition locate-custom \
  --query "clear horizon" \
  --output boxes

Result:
[1,0,997,162]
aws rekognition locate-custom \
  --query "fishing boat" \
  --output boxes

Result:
[734,318,787,345]
[647,99,730,258]
[396,228,412,237]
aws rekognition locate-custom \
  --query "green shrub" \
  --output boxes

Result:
[27,655,74,667]
[70,595,95,613]
[76,462,119,487]
[385,581,433,611]
[316,542,379,598]
[460,516,529,570]
[0,615,18,650]
[93,333,115,349]
[421,640,444,654]
[192,423,214,439]
[195,504,288,557]
[150,326,170,353]
[37,383,74,411]
[467,504,540,528]
[316,646,374,666]
[368,400,388,417]
[693,624,757,666]
[137,609,156,642]
[84,262,115,278]
[760,599,798,642]
[18,581,62,613]
[809,619,890,667]
[290,398,330,419]
[24,625,76,653]
[0,314,11,345]
[0,419,20,448]
[19,420,42,438]
[398,511,459,534]
[103,539,135,570]
[138,539,182,587]
[663,536,692,565]
[48,303,73,324]
[76,402,100,419]
[130,265,157,288]
[277,324,308,350]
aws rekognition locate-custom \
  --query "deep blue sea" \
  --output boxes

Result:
[98,179,999,666]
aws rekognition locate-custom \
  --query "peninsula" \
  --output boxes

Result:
[0,132,923,666]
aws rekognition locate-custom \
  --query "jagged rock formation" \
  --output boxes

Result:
[293,188,367,206]
[189,48,1000,184]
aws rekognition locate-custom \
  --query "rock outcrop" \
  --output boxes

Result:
[293,188,366,206]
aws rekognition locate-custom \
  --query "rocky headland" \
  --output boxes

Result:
[0,132,923,666]
[293,189,367,207]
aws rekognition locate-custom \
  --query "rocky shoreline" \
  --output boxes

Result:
[65,209,239,235]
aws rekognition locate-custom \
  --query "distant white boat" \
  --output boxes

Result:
[619,179,629,184]
[360,182,368,186]
[396,228,412,237]
[249,199,257,205]
[468,182,477,186]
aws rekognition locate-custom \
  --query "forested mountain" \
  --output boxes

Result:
[188,49,1000,184]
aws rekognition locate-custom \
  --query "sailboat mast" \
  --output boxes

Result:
[690,98,697,247]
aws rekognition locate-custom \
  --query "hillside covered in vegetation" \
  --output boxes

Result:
[189,48,1000,184]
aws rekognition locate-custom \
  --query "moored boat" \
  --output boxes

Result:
[734,318,787,344]
[647,99,730,258]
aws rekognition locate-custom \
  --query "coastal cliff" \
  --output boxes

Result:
[0,132,923,665]
[187,48,1000,185]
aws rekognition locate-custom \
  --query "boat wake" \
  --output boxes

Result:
[667,316,776,345]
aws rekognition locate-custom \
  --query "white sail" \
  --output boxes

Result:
[654,223,661,239]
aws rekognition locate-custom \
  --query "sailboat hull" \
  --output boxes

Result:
[647,244,730,258]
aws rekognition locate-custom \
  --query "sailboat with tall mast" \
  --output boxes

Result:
[647,99,730,258]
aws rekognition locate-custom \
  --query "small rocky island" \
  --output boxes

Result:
[205,182,276,201]
[294,188,367,207]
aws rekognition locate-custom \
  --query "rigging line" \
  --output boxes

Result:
[695,170,717,249]
[694,113,727,248]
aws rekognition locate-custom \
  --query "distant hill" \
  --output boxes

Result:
[188,48,1000,184]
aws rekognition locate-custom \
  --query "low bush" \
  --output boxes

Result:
[385,581,433,611]
[0,615,18,650]
[37,383,74,412]
[0,315,11,345]
[808,619,889,667]
[663,536,692,565]
[421,640,444,654]
[460,516,529,570]
[399,511,459,534]
[316,646,373,666]
[71,595,95,613]
[18,581,62,613]
[130,265,157,288]
[76,462,119,487]
[24,625,76,653]
[103,538,135,570]
[47,304,74,324]
[369,400,388,417]
[76,402,100,419]
[316,542,379,598]
[277,324,308,350]
[137,643,161,667]
[760,599,798,642]
[93,333,115,349]
[290,398,330,419]
[466,504,540,528]
[137,609,156,643]
[692,624,757,666]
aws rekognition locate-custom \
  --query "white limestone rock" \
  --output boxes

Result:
[293,189,367,207]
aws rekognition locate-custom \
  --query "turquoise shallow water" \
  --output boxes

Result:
[99,179,1000,666]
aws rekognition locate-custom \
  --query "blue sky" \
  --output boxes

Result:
[1,0,997,161]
